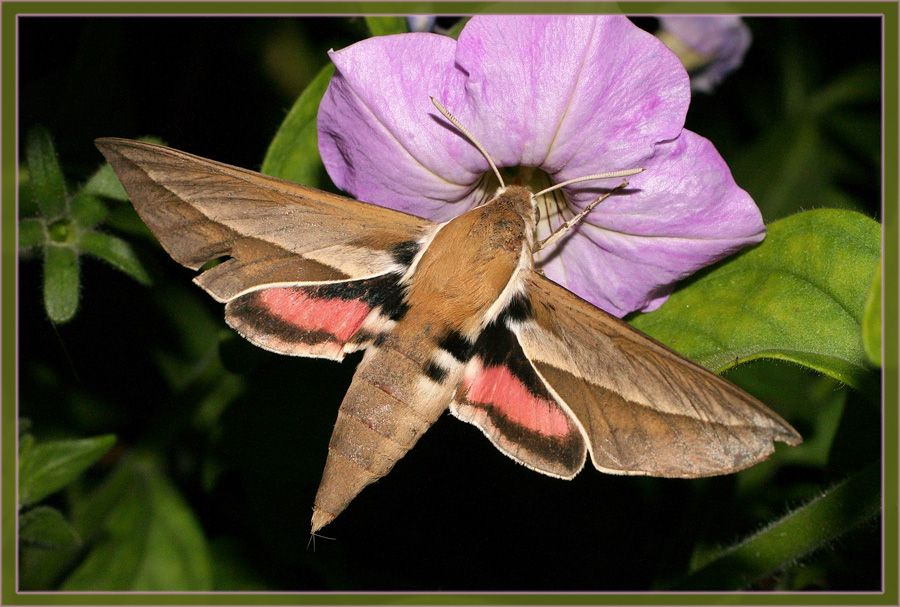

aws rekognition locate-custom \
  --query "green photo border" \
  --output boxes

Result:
[3,2,897,604]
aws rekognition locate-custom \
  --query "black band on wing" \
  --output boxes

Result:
[388,240,420,267]
[476,321,546,396]
[437,330,475,363]
[310,272,409,322]
[502,291,534,323]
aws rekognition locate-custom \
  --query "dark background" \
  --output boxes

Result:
[17,16,882,591]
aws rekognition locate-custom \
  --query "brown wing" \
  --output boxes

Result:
[95,138,435,302]
[510,272,801,478]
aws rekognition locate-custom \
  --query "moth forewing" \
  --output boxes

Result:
[94,137,435,292]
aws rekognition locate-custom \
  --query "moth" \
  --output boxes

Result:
[96,103,800,533]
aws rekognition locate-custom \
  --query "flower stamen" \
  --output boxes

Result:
[535,179,631,252]
[532,169,643,199]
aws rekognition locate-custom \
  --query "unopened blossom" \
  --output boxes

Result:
[657,16,752,93]
[406,16,436,32]
[317,15,764,318]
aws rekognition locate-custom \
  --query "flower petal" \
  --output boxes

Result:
[538,131,765,317]
[455,15,691,179]
[318,33,488,220]
[319,15,693,218]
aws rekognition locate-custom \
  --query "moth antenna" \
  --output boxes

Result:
[532,169,644,199]
[430,96,505,189]
[535,179,630,252]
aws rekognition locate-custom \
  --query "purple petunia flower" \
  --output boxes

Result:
[658,16,753,93]
[317,15,764,318]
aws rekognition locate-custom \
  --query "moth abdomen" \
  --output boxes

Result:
[312,336,454,532]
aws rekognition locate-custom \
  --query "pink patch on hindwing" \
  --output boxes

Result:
[465,365,571,438]
[257,288,371,342]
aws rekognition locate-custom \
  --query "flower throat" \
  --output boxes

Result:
[429,97,643,253]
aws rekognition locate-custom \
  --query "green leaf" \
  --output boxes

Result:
[260,62,334,188]
[724,362,846,478]
[19,434,116,506]
[673,461,880,590]
[25,126,67,218]
[20,506,82,550]
[103,205,156,240]
[810,64,882,116]
[19,165,38,216]
[733,118,863,222]
[81,161,129,201]
[365,15,408,36]
[19,218,45,249]
[70,192,109,229]
[19,432,35,458]
[862,262,881,366]
[824,109,881,167]
[43,245,80,324]
[63,455,213,591]
[630,209,881,389]
[78,231,152,285]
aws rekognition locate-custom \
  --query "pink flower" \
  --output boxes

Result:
[658,16,753,93]
[317,15,764,317]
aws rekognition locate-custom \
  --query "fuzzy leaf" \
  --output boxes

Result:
[81,161,129,201]
[25,126,67,218]
[810,64,882,115]
[19,431,35,458]
[19,218,45,249]
[42,245,80,324]
[862,262,881,367]
[631,209,881,388]
[19,165,38,216]
[78,231,151,285]
[70,193,109,229]
[673,461,880,589]
[63,455,212,591]
[260,62,334,188]
[19,435,116,506]
[20,506,82,550]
